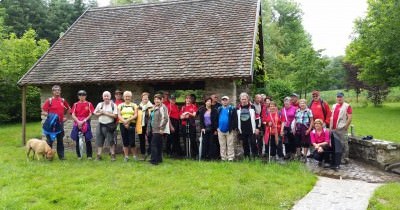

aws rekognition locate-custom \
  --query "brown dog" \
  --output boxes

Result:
[26,138,55,160]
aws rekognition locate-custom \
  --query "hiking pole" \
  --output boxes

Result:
[198,131,203,161]
[268,126,271,163]
[186,119,190,159]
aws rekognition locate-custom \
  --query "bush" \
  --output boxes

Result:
[265,79,294,107]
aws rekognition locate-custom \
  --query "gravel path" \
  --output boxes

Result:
[292,176,381,210]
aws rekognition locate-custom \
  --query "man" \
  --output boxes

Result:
[166,94,182,157]
[112,89,124,149]
[237,92,259,160]
[162,91,170,107]
[253,94,263,157]
[41,85,71,160]
[291,93,300,109]
[217,96,237,161]
[330,92,352,169]
[211,94,222,109]
[309,90,331,127]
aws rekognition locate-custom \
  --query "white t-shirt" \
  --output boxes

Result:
[94,102,117,124]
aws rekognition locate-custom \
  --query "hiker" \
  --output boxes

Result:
[162,91,170,107]
[310,119,332,167]
[237,92,259,160]
[198,97,219,160]
[263,101,285,161]
[118,90,138,162]
[112,89,124,148]
[210,93,222,110]
[330,92,352,169]
[253,94,264,157]
[281,97,297,160]
[41,85,71,160]
[217,96,237,161]
[291,93,300,109]
[261,96,272,156]
[309,90,331,128]
[165,94,182,157]
[148,94,170,165]
[94,91,118,161]
[70,90,94,160]
[293,99,314,162]
[136,92,154,160]
[180,95,198,158]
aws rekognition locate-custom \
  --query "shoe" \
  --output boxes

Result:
[111,154,116,161]
[124,156,129,162]
[330,165,340,170]
[317,161,323,167]
[87,157,92,160]
[133,155,138,161]
[59,157,66,161]
[323,163,331,168]
[78,157,82,160]
[95,155,102,161]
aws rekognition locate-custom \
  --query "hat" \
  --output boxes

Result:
[221,96,229,100]
[291,93,299,97]
[169,94,176,99]
[115,89,123,94]
[337,92,344,97]
[312,90,320,96]
[284,96,291,102]
[77,90,87,96]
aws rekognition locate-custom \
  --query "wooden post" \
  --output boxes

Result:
[22,85,27,146]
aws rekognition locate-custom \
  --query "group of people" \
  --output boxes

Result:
[42,85,352,169]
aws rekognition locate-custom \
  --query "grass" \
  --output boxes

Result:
[352,103,400,143]
[0,123,317,209]
[368,183,400,210]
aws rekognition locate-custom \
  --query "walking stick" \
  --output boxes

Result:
[186,119,191,158]
[268,126,272,163]
[198,131,203,161]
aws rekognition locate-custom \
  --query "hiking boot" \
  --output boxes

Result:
[87,157,92,160]
[95,155,102,161]
[124,156,129,162]
[111,154,116,161]
[330,165,340,171]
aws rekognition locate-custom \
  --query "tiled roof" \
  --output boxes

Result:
[18,0,260,85]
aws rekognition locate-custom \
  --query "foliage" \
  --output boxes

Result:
[320,56,346,90]
[0,29,49,123]
[0,0,96,44]
[0,122,317,209]
[368,183,400,210]
[265,79,293,107]
[366,85,389,107]
[260,0,328,97]
[345,0,400,87]
[343,63,365,103]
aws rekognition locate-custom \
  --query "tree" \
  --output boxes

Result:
[111,0,159,6]
[345,0,400,87]
[0,29,49,123]
[343,63,364,103]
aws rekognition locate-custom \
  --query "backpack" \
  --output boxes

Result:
[309,99,327,119]
[42,113,62,142]
[48,97,67,110]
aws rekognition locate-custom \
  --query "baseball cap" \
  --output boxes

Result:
[77,90,87,96]
[291,93,299,97]
[337,92,344,97]
[221,96,229,100]
[115,89,123,94]
[169,94,176,99]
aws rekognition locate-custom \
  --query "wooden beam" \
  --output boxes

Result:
[21,85,27,146]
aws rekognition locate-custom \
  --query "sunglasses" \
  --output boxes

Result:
[78,94,86,96]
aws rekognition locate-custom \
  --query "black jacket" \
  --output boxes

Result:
[198,107,218,132]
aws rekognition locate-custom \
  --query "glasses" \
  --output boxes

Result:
[78,94,86,96]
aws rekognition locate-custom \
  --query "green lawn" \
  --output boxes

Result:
[368,183,400,210]
[352,103,400,143]
[0,123,316,209]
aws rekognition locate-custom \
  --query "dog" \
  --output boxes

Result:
[26,138,55,161]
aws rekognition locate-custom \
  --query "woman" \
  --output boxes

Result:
[281,97,297,160]
[148,94,170,165]
[293,99,314,162]
[70,90,94,160]
[118,91,138,162]
[94,91,118,161]
[180,95,198,158]
[198,97,218,160]
[136,92,154,159]
[310,119,331,167]
[263,101,284,161]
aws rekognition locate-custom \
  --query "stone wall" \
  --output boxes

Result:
[349,136,400,170]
